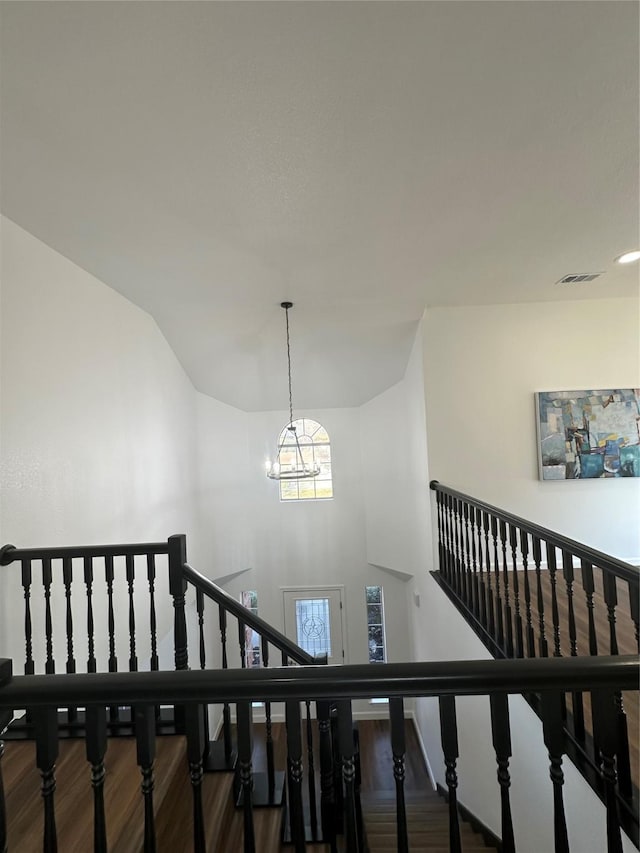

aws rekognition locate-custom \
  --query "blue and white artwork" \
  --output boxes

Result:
[535,389,640,480]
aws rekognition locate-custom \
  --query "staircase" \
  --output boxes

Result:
[362,791,494,853]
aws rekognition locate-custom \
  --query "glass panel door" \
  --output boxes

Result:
[282,587,345,665]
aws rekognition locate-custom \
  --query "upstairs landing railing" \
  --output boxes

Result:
[0,655,637,853]
[429,480,640,843]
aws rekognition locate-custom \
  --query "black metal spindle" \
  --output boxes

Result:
[317,700,337,851]
[546,545,562,657]
[147,555,159,672]
[34,707,58,853]
[541,692,570,853]
[286,700,306,852]
[489,692,516,853]
[135,704,157,853]
[438,694,462,853]
[491,516,505,650]
[591,690,624,853]
[125,555,138,673]
[42,558,55,675]
[185,703,206,853]
[84,557,97,673]
[532,536,548,658]
[305,700,318,838]
[22,559,34,675]
[236,701,255,853]
[500,521,514,657]
[336,700,359,853]
[389,697,409,853]
[508,526,524,659]
[85,705,108,853]
[562,551,585,740]
[520,531,535,658]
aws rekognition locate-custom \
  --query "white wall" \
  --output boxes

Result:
[0,217,200,670]
[423,299,640,561]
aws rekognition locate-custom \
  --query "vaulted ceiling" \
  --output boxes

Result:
[1,2,638,410]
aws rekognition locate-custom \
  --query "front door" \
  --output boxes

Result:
[282,587,345,665]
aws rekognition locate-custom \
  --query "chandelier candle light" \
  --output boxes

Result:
[266,302,320,481]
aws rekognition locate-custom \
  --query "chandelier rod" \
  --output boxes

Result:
[282,301,294,428]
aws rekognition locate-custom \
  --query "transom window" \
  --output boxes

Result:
[278,418,333,501]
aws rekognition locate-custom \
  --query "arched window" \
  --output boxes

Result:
[278,418,333,501]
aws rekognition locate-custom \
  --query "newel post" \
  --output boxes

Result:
[168,535,189,672]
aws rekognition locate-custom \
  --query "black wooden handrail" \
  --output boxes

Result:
[0,656,636,708]
[0,540,170,565]
[183,562,316,666]
[430,480,638,582]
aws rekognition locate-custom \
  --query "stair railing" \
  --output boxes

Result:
[0,655,637,853]
[429,480,640,842]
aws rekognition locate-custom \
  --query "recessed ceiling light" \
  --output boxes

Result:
[615,250,640,264]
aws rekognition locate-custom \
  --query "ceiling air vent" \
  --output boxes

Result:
[556,272,604,284]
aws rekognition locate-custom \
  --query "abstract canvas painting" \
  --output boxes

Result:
[535,389,640,480]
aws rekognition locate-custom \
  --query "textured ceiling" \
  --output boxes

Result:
[1,1,638,410]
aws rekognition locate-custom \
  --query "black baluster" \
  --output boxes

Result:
[86,705,108,853]
[491,516,505,651]
[591,690,624,853]
[238,619,247,669]
[435,491,446,580]
[628,577,639,653]
[84,557,97,673]
[562,551,585,740]
[500,521,514,657]
[389,697,409,853]
[42,558,55,674]
[219,606,233,766]
[480,510,493,637]
[532,536,548,658]
[581,561,598,657]
[62,557,76,723]
[336,700,359,853]
[262,638,275,799]
[125,555,138,672]
[306,700,318,839]
[286,700,306,852]
[169,535,188,734]
[489,693,516,853]
[469,504,479,618]
[462,502,472,611]
[520,530,535,657]
[236,701,255,853]
[185,704,206,853]
[34,707,58,853]
[438,695,461,853]
[317,700,337,851]
[476,509,494,636]
[508,526,524,658]
[601,572,632,798]
[105,555,119,724]
[135,704,156,853]
[197,591,206,671]
[541,692,569,853]
[147,555,159,672]
[452,496,463,600]
[22,559,34,675]
[546,545,562,657]
[446,494,457,594]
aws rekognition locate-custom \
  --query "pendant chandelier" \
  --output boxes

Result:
[266,302,320,481]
